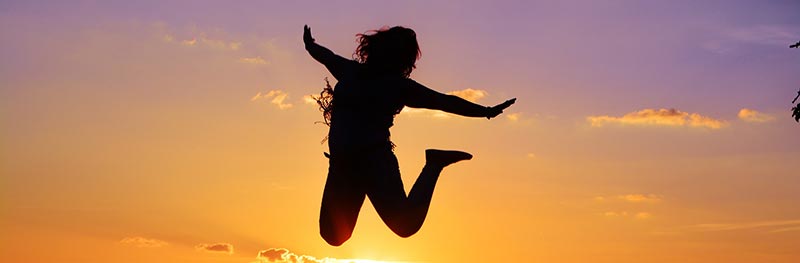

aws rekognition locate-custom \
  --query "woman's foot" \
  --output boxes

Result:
[425,149,472,167]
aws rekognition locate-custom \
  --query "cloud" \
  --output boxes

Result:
[686,219,800,233]
[256,248,323,263]
[447,88,487,103]
[119,237,168,248]
[257,248,287,262]
[617,194,662,204]
[725,25,800,46]
[594,194,663,204]
[195,243,234,254]
[602,211,652,220]
[595,194,659,220]
[738,108,775,123]
[506,112,521,121]
[303,95,318,106]
[587,108,727,129]
[239,56,269,65]
[199,37,241,50]
[172,35,241,51]
[181,38,198,46]
[252,90,293,109]
[229,42,242,50]
[255,248,401,263]
[702,25,800,53]
[771,226,800,233]
[155,24,299,71]
[634,212,653,220]
[603,211,627,217]
[152,24,296,74]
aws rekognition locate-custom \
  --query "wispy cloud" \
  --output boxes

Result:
[239,56,269,65]
[594,194,660,220]
[506,112,522,121]
[587,108,727,129]
[447,88,487,103]
[635,212,653,219]
[195,243,234,254]
[164,33,242,51]
[154,25,298,70]
[602,211,653,220]
[617,194,663,204]
[252,90,293,109]
[255,247,404,263]
[119,237,168,248]
[181,38,197,46]
[725,25,800,46]
[738,108,775,123]
[595,194,663,204]
[201,37,241,51]
[256,248,323,263]
[771,226,800,233]
[303,95,318,106]
[703,25,800,54]
[603,211,627,217]
[686,219,800,233]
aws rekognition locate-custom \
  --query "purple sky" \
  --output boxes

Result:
[4,1,799,115]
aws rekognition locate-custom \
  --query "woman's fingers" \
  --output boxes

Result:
[486,98,516,119]
[495,98,516,111]
[303,25,314,43]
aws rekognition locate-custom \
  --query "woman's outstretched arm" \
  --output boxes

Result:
[304,25,353,80]
[405,80,515,119]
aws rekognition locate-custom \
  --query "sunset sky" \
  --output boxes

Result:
[2,1,800,262]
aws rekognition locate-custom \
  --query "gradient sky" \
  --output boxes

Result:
[2,1,800,262]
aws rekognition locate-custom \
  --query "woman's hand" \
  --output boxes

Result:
[487,98,516,119]
[304,25,315,44]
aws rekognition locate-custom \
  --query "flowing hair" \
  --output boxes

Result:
[354,26,421,78]
[311,78,334,143]
[312,78,334,122]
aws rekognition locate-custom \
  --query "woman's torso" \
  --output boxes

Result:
[328,65,408,152]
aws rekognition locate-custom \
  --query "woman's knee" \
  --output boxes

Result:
[387,220,423,238]
[320,227,351,246]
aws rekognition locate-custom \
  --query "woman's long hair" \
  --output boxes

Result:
[311,77,335,144]
[314,77,335,127]
[354,26,421,78]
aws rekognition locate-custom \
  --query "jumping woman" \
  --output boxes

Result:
[304,25,516,246]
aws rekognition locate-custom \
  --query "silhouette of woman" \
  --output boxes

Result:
[304,25,515,246]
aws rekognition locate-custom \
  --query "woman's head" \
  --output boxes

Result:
[354,26,420,77]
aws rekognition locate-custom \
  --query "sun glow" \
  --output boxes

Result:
[340,260,399,263]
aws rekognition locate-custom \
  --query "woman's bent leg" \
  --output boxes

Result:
[368,149,471,238]
[319,157,366,246]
